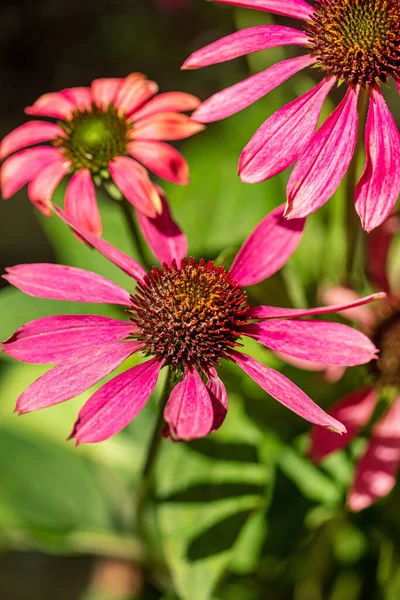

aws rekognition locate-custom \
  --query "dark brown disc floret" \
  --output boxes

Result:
[372,311,400,387]
[129,258,250,371]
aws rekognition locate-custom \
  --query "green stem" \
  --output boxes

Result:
[119,199,152,270]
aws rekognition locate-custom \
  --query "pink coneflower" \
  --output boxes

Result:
[310,215,400,510]
[2,203,382,445]
[0,73,203,235]
[183,0,400,231]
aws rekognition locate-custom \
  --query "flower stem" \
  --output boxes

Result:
[119,199,152,270]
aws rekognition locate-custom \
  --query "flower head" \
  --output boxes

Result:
[183,0,400,231]
[0,73,203,234]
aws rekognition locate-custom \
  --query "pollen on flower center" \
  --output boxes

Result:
[372,311,400,387]
[53,105,130,172]
[129,258,250,371]
[305,0,400,87]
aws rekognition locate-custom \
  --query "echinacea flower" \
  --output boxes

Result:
[0,73,203,235]
[310,215,400,510]
[2,202,382,445]
[183,0,400,231]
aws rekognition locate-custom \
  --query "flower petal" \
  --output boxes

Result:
[207,370,228,433]
[192,54,316,123]
[91,78,123,110]
[135,190,188,266]
[367,215,400,293]
[70,357,163,444]
[115,73,158,117]
[65,169,102,236]
[183,25,308,69]
[133,92,201,120]
[15,342,139,414]
[0,121,65,160]
[229,350,346,433]
[239,77,335,183]
[1,147,62,199]
[245,319,378,365]
[61,87,93,112]
[128,140,189,185]
[286,85,359,219]
[2,315,135,364]
[52,205,146,282]
[4,263,132,305]
[309,387,377,463]
[348,398,400,511]
[25,92,75,119]
[164,367,214,441]
[28,156,71,216]
[355,87,400,232]
[318,286,377,329]
[109,156,161,217]
[209,0,313,20]
[133,112,205,141]
[230,204,305,286]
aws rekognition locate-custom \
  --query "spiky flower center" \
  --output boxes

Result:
[53,105,130,172]
[306,0,400,87]
[129,258,250,371]
[373,311,400,387]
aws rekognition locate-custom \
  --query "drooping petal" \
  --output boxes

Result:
[207,370,228,433]
[127,140,189,184]
[115,73,158,117]
[309,387,377,463]
[348,398,400,511]
[4,263,132,305]
[230,204,305,287]
[1,147,62,199]
[229,350,346,433]
[240,77,335,183]
[28,155,71,216]
[367,215,400,293]
[355,86,400,232]
[133,112,205,141]
[109,156,161,217]
[249,292,385,320]
[209,0,314,20]
[182,25,308,69]
[0,121,65,160]
[192,54,316,123]
[286,85,359,219]
[25,92,75,119]
[2,315,135,364]
[91,78,123,110]
[318,286,376,329]
[53,205,146,282]
[245,319,378,365]
[133,92,201,120]
[135,191,188,266]
[274,351,346,383]
[164,367,214,441]
[70,357,163,444]
[15,342,140,414]
[61,87,93,112]
[65,169,102,236]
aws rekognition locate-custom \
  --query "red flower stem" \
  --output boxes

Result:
[119,199,152,271]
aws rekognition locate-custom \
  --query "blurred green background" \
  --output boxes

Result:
[1,1,400,599]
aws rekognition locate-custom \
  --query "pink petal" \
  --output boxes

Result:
[127,140,189,185]
[0,121,65,160]
[193,54,316,123]
[1,147,62,199]
[53,205,146,282]
[367,214,400,293]
[25,92,75,119]
[309,387,377,463]
[273,352,347,383]
[133,92,201,120]
[245,319,378,365]
[229,350,346,433]
[319,286,376,329]
[164,367,215,441]
[28,156,71,216]
[348,398,400,511]
[4,263,132,305]
[65,169,102,236]
[91,78,123,110]
[16,342,139,414]
[3,315,135,364]
[182,25,308,69]
[135,190,188,266]
[109,156,161,217]
[115,74,158,117]
[286,85,359,219]
[240,77,335,183]
[249,292,386,320]
[355,87,400,232]
[209,0,313,20]
[207,370,228,433]
[70,357,163,444]
[133,112,205,141]
[230,204,305,287]
[61,87,93,112]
